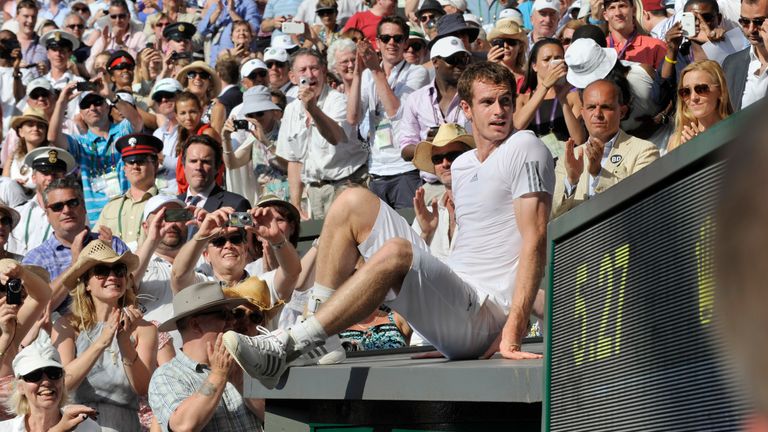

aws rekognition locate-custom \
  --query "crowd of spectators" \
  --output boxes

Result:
[0,0,757,428]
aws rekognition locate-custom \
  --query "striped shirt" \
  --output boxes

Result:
[149,351,263,432]
[67,119,133,224]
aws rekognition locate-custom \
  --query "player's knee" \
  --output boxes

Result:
[377,238,413,275]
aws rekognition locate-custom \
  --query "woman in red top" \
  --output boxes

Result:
[342,0,396,47]
[174,91,223,194]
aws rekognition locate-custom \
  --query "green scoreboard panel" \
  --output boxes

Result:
[544,120,751,431]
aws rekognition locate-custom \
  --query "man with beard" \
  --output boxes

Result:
[398,36,472,204]
[8,147,75,256]
[134,195,208,349]
[23,175,130,311]
[723,0,768,110]
[96,134,161,248]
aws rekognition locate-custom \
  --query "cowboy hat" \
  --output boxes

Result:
[61,240,139,289]
[222,276,285,322]
[413,123,475,174]
[159,281,248,332]
[176,61,222,99]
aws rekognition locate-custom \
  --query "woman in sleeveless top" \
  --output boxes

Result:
[52,241,157,432]
[514,38,585,161]
[173,91,223,194]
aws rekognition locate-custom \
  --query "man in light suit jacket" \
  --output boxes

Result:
[552,79,659,218]
[722,0,768,112]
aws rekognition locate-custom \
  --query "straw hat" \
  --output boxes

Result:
[222,276,285,322]
[61,240,139,289]
[487,18,527,43]
[10,107,47,132]
[159,281,248,332]
[176,61,222,99]
[413,123,475,174]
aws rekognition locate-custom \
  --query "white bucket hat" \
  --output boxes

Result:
[565,38,618,89]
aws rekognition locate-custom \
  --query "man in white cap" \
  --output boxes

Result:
[148,281,262,432]
[241,58,268,89]
[398,36,472,204]
[348,15,430,210]
[275,48,366,219]
[8,146,75,256]
[150,78,184,195]
[223,62,555,387]
[134,195,207,349]
[263,47,297,101]
[530,0,561,46]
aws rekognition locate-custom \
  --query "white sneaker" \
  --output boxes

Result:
[289,334,346,366]
[223,326,290,389]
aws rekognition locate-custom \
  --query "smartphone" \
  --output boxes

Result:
[281,21,304,35]
[165,208,193,222]
[76,81,96,92]
[681,12,696,37]
[229,212,253,227]
[5,279,21,305]
[233,119,249,130]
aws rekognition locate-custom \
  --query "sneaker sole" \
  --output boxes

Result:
[222,331,282,389]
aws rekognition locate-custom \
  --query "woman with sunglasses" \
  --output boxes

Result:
[173,91,223,194]
[514,38,585,160]
[3,108,65,192]
[305,0,342,54]
[175,61,226,133]
[1,333,100,431]
[52,240,157,432]
[667,60,732,152]
[487,19,528,91]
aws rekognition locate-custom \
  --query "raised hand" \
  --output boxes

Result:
[207,333,233,377]
[584,136,605,177]
[563,138,584,186]
[249,207,285,244]
[412,187,438,241]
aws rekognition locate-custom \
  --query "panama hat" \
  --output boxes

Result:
[176,61,222,99]
[159,281,248,332]
[10,107,47,132]
[413,123,475,174]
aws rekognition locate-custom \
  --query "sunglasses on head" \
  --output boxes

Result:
[738,16,766,28]
[21,367,63,383]
[110,13,127,19]
[91,263,128,279]
[67,23,85,30]
[47,197,81,212]
[431,150,465,165]
[492,38,520,48]
[265,60,287,69]
[210,231,245,248]
[677,83,718,100]
[378,34,406,44]
[187,70,211,80]
[440,53,471,67]
[231,307,264,325]
[248,70,268,79]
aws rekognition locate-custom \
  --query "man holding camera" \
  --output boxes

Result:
[276,48,366,219]
[95,134,162,249]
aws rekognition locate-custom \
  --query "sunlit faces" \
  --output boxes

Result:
[20,368,64,411]
[604,0,635,34]
[44,188,86,234]
[432,142,469,187]
[108,5,130,31]
[18,119,46,145]
[580,80,626,141]
[377,23,407,65]
[203,227,248,274]
[232,22,253,46]
[290,54,327,98]
[47,45,71,70]
[16,7,36,35]
[680,70,721,123]
[533,8,559,38]
[183,143,217,192]
[186,69,211,98]
[333,49,356,83]
[739,0,768,46]
[123,154,159,187]
[143,203,187,250]
[86,262,128,303]
[460,80,515,145]
[64,15,86,39]
[175,98,202,131]
[266,59,289,88]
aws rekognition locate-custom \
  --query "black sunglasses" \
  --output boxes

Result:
[419,13,436,23]
[231,307,264,325]
[492,38,520,48]
[47,198,81,212]
[22,367,64,383]
[738,16,766,27]
[0,216,12,226]
[30,89,51,100]
[125,155,155,165]
[248,70,268,79]
[431,150,465,165]
[317,9,337,17]
[152,91,177,102]
[378,34,406,44]
[110,13,127,19]
[677,83,718,100]
[91,263,128,279]
[110,63,134,71]
[66,23,85,30]
[440,53,471,67]
[246,111,265,119]
[407,42,425,52]
[210,232,245,248]
[265,60,287,69]
[72,6,89,12]
[80,98,105,109]
[187,70,211,80]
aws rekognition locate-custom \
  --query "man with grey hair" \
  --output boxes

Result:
[275,48,367,219]
[62,12,90,63]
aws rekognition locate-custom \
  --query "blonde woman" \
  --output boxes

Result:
[667,60,732,152]
[52,241,157,432]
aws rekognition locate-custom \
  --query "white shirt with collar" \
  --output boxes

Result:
[44,70,84,120]
[741,45,768,109]
[360,60,430,176]
[8,197,51,256]
[184,182,217,209]
[563,133,619,198]
[275,85,367,183]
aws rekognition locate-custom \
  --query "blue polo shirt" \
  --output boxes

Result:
[67,119,133,224]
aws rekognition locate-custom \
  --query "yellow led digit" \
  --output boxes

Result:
[696,218,714,326]
[613,244,630,355]
[594,252,615,360]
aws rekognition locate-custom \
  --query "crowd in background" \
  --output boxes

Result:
[0,0,758,428]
